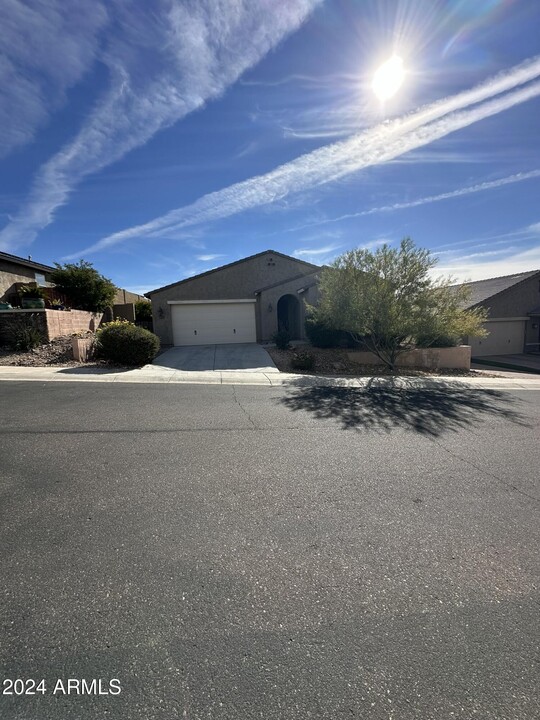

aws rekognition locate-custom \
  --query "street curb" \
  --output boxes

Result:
[1,365,540,389]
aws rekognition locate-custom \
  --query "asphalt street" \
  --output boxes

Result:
[1,380,539,719]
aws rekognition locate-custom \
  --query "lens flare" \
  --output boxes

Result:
[372,56,405,101]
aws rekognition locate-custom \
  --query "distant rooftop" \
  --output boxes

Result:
[459,270,540,307]
[0,250,54,274]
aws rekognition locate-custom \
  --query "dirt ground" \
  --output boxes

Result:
[266,345,493,377]
[0,336,81,367]
[0,335,120,368]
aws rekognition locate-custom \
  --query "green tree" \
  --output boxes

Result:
[51,260,117,313]
[309,238,487,370]
[135,300,152,320]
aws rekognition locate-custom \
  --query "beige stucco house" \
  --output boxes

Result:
[147,251,540,355]
[145,250,320,346]
[460,269,540,356]
[0,251,55,303]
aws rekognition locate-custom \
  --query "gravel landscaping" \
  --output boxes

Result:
[0,335,124,369]
[266,345,492,377]
[0,336,495,377]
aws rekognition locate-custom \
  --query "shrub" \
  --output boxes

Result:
[272,330,291,350]
[2,314,45,351]
[416,333,459,348]
[95,320,160,365]
[19,284,46,299]
[135,300,152,320]
[290,351,315,371]
[305,318,350,348]
[311,237,487,369]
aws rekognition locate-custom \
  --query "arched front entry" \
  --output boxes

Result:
[277,294,301,338]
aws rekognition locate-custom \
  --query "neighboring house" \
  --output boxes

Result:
[0,249,145,308]
[146,250,321,346]
[460,270,540,356]
[0,251,55,303]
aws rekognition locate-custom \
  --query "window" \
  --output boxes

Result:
[34,272,46,286]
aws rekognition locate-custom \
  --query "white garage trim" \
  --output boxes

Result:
[168,299,256,305]
[170,300,257,346]
[483,316,528,322]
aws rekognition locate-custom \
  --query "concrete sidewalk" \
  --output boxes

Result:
[1,363,540,389]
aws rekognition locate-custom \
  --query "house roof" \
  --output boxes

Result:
[460,270,540,307]
[254,269,320,294]
[145,250,321,297]
[0,250,55,274]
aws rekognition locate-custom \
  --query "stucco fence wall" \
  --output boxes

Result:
[0,309,102,342]
[347,346,471,370]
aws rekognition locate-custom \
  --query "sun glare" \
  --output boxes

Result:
[372,55,405,101]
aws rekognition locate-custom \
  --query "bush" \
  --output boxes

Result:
[272,330,291,350]
[95,320,160,366]
[416,333,459,348]
[290,351,315,371]
[305,318,351,348]
[311,237,487,369]
[19,284,46,299]
[2,314,45,351]
[135,300,152,320]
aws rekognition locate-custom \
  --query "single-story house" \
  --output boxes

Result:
[461,270,540,356]
[146,250,321,345]
[147,249,540,354]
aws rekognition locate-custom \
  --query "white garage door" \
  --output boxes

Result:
[170,301,256,346]
[470,320,525,356]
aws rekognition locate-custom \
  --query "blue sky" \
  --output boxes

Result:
[1,0,539,293]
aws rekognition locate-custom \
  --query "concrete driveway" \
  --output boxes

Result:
[152,343,279,372]
[472,353,540,374]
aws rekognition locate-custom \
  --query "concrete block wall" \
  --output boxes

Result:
[347,346,471,370]
[44,310,103,340]
[113,303,136,322]
[0,309,102,343]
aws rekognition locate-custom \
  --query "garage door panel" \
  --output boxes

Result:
[171,302,256,346]
[470,320,524,356]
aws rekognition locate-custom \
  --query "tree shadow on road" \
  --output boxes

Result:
[280,378,528,436]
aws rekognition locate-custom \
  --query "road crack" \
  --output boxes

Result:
[430,437,540,505]
[231,384,257,428]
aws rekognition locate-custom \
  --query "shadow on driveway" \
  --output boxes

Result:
[280,378,527,436]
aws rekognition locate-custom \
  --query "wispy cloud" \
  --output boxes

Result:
[433,222,540,281]
[0,0,322,252]
[80,55,540,256]
[241,72,362,89]
[0,0,108,159]
[196,254,225,262]
[294,243,342,257]
[292,237,386,265]
[291,169,540,231]
[437,244,540,282]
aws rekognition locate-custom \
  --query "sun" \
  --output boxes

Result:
[372,55,405,101]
